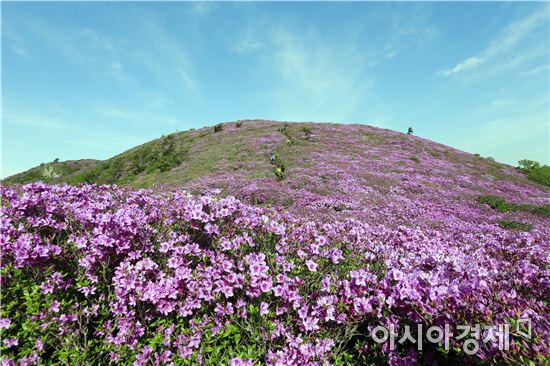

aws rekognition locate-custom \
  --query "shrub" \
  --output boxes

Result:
[1,184,547,364]
[278,124,290,133]
[477,195,550,218]
[497,220,532,232]
[530,203,550,217]
[301,126,313,140]
[214,124,223,133]
[476,195,514,212]
[518,159,541,173]
[409,156,420,164]
[517,160,550,186]
[528,166,550,186]
[236,121,243,128]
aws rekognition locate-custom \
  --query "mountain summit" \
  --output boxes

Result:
[5,120,548,228]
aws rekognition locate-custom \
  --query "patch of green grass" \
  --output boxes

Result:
[362,132,386,144]
[421,180,438,189]
[66,134,188,185]
[477,195,550,218]
[477,195,514,212]
[3,162,82,184]
[523,164,550,186]
[409,156,420,164]
[497,220,532,232]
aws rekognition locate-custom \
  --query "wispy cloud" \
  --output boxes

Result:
[488,98,518,111]
[438,56,485,77]
[379,5,437,62]
[230,25,264,54]
[65,134,144,151]
[3,20,29,57]
[133,10,196,93]
[463,113,548,164]
[4,113,66,129]
[94,107,141,120]
[82,28,115,53]
[520,64,549,76]
[189,2,215,17]
[438,8,548,76]
[263,27,372,122]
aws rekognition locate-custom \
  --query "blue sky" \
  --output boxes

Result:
[2,2,549,178]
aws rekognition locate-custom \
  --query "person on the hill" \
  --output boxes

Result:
[270,153,276,165]
[407,127,414,135]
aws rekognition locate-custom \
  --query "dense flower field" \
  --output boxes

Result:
[180,122,550,230]
[1,183,548,365]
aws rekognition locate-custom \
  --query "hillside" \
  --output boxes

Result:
[4,120,549,230]
[2,120,549,365]
[4,159,98,184]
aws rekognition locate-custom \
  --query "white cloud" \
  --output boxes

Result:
[438,56,485,76]
[488,99,518,111]
[230,26,264,54]
[134,12,196,93]
[94,107,140,120]
[232,38,263,54]
[82,28,115,53]
[520,64,549,76]
[189,2,214,17]
[64,133,144,152]
[4,113,66,129]
[438,8,548,77]
[463,113,548,165]
[3,20,30,58]
[263,27,372,122]
[178,69,195,90]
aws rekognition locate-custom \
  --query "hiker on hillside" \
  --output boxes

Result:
[270,153,276,165]
[407,127,413,135]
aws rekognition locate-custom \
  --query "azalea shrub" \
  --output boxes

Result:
[0,183,548,365]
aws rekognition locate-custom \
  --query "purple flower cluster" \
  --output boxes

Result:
[0,182,548,365]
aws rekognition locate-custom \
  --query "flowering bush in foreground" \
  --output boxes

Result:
[1,183,548,365]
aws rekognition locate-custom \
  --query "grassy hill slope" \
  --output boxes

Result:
[4,119,549,229]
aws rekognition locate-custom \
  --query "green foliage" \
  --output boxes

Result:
[497,220,532,232]
[3,162,81,184]
[476,195,514,212]
[517,159,550,186]
[409,156,420,164]
[66,134,187,185]
[277,124,290,134]
[477,195,550,218]
[300,126,313,140]
[236,121,243,128]
[1,264,111,364]
[528,166,550,186]
[530,203,550,217]
[214,124,223,133]
[301,126,313,135]
[277,124,296,146]
[518,159,541,173]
